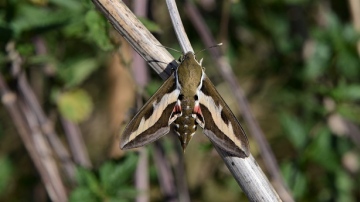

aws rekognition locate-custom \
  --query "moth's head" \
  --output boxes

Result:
[184,52,203,64]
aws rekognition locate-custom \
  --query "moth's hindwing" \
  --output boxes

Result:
[198,76,250,157]
[120,74,180,149]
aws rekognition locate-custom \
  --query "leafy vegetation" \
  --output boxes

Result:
[70,154,138,202]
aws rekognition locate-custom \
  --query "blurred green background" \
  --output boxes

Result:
[0,0,359,201]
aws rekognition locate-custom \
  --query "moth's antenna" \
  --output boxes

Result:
[156,44,181,53]
[195,43,223,55]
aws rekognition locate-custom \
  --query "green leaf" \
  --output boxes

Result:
[57,89,93,123]
[280,113,307,149]
[335,170,354,202]
[100,154,138,196]
[85,10,113,51]
[308,127,339,171]
[11,4,70,36]
[58,58,99,88]
[337,103,360,124]
[336,52,360,80]
[0,156,12,195]
[145,80,162,96]
[70,187,98,202]
[281,162,307,199]
[49,0,83,11]
[75,167,106,199]
[331,84,360,101]
[304,41,331,79]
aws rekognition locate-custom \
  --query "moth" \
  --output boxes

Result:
[120,52,249,158]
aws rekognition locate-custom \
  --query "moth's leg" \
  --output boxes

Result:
[169,100,182,124]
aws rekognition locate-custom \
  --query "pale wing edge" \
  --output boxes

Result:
[120,75,180,149]
[198,77,250,157]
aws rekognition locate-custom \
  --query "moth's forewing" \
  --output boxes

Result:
[120,74,180,149]
[198,77,250,157]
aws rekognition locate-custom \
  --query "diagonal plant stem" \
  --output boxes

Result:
[183,1,294,201]
[16,70,77,182]
[169,134,191,202]
[132,3,150,201]
[92,0,176,79]
[153,141,178,202]
[19,100,68,201]
[7,42,77,182]
[348,0,360,56]
[60,117,92,168]
[0,73,67,202]
[33,36,92,169]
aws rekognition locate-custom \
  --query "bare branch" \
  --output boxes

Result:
[61,117,92,168]
[7,41,76,182]
[348,0,360,55]
[153,142,178,202]
[166,0,193,53]
[135,148,149,202]
[17,71,76,182]
[20,101,68,202]
[132,2,150,202]
[0,73,67,202]
[91,0,176,79]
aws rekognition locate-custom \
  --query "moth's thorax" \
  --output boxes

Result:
[176,52,203,96]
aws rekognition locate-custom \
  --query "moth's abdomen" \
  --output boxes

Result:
[173,98,197,150]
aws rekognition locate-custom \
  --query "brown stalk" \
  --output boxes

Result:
[6,42,76,182]
[153,141,178,202]
[16,71,77,181]
[170,135,191,202]
[60,117,92,168]
[33,36,92,169]
[19,100,68,202]
[131,1,150,202]
[0,73,67,202]
[348,0,360,56]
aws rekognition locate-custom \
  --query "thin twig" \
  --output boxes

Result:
[19,100,68,202]
[132,1,150,202]
[33,36,92,169]
[132,0,150,89]
[153,142,178,202]
[91,0,176,79]
[170,135,191,202]
[166,0,193,54]
[135,147,149,202]
[0,73,67,202]
[16,71,77,182]
[344,119,360,147]
[60,117,92,168]
[348,0,360,56]
[183,1,293,201]
[6,41,77,182]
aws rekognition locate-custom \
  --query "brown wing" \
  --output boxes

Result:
[120,74,180,149]
[197,76,249,158]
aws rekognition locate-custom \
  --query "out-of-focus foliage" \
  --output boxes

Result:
[70,154,138,202]
[57,89,93,122]
[0,0,359,201]
[0,156,12,195]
